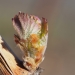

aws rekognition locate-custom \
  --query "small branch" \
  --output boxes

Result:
[0,36,29,75]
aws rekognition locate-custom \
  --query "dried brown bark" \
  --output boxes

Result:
[0,36,29,75]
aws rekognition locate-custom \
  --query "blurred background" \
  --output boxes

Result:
[0,0,75,75]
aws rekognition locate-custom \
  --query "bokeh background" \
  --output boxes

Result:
[0,0,75,75]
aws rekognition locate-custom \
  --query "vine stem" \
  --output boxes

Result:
[0,36,29,75]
